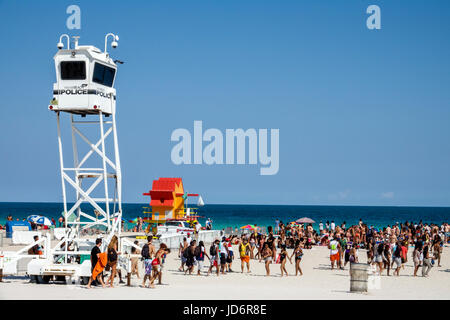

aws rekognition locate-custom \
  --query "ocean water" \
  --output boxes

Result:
[1,202,450,232]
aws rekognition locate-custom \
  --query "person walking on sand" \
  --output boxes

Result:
[382,243,391,276]
[256,235,265,261]
[195,241,209,275]
[413,241,423,277]
[106,235,120,288]
[146,244,171,288]
[130,240,140,279]
[422,241,433,277]
[432,234,442,267]
[87,238,106,288]
[279,244,292,276]
[392,242,402,276]
[328,236,341,270]
[226,238,234,272]
[266,235,276,262]
[239,237,251,273]
[179,237,188,272]
[142,236,156,287]
[184,240,196,275]
[207,239,220,276]
[218,237,229,275]
[261,243,273,276]
[290,240,304,276]
[374,240,384,275]
[400,240,408,270]
[249,234,256,259]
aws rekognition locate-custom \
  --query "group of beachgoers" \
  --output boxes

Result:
[312,219,448,277]
[177,226,305,277]
[87,235,171,289]
[83,219,448,289]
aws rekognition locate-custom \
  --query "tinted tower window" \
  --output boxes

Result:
[93,63,116,87]
[60,61,86,80]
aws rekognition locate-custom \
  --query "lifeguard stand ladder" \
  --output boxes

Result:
[50,34,123,260]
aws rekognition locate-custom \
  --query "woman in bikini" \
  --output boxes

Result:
[349,243,358,263]
[147,243,170,288]
[106,235,121,288]
[279,244,292,276]
[374,240,384,274]
[290,240,304,276]
[383,242,391,276]
[249,234,256,259]
[261,243,272,276]
[257,235,265,262]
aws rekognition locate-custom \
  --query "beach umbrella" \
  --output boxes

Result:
[296,217,316,224]
[27,215,53,226]
[240,224,257,230]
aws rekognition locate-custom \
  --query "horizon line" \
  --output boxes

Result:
[0,201,449,209]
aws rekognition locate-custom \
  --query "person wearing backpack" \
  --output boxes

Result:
[184,240,196,275]
[106,235,121,288]
[195,241,210,275]
[141,236,156,288]
[207,239,220,276]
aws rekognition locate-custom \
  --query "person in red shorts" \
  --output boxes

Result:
[328,234,341,270]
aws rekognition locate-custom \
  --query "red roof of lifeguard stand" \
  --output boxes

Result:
[143,177,183,207]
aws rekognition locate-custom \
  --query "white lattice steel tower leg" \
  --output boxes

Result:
[55,111,122,247]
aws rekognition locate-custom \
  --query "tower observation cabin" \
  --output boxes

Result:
[50,34,120,115]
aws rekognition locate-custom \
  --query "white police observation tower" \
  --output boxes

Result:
[49,34,123,249]
[0,34,141,284]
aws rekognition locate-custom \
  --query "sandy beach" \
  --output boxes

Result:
[1,244,449,300]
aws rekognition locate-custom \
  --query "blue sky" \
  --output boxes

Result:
[0,0,449,206]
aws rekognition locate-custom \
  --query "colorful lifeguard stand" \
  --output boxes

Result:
[142,177,200,224]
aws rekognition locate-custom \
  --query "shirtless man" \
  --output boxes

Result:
[179,237,189,272]
[142,236,156,287]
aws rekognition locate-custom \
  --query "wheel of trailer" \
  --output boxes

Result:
[37,275,51,284]
[81,276,90,285]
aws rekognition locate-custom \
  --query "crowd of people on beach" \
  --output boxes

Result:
[171,219,449,281]
[3,212,447,288]
[82,218,450,289]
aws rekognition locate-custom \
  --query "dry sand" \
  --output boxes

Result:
[1,244,449,300]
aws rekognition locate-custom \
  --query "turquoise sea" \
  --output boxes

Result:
[1,202,450,231]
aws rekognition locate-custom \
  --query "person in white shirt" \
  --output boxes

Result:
[219,238,229,274]
[331,221,336,231]
[328,236,341,270]
[319,221,324,234]
[186,233,192,246]
[194,222,202,240]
